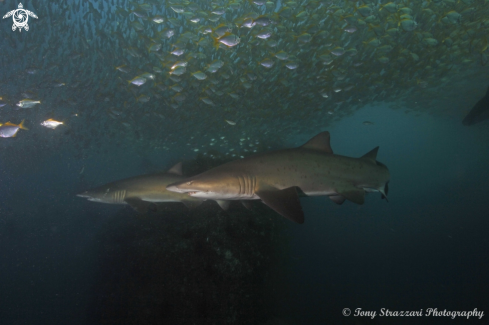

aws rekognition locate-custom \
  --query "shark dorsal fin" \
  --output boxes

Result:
[167,162,183,175]
[361,146,379,163]
[301,131,333,153]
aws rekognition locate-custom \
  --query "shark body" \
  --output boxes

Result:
[463,86,489,126]
[167,132,390,224]
[77,162,202,213]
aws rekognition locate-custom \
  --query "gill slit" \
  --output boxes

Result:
[238,175,243,196]
[238,174,256,197]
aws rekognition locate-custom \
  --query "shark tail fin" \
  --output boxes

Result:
[380,181,389,202]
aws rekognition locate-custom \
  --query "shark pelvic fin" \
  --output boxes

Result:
[301,131,333,154]
[329,195,346,205]
[360,146,379,164]
[167,162,183,175]
[124,198,156,213]
[336,185,365,205]
[256,187,304,224]
[216,200,231,210]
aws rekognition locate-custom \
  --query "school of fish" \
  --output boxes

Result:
[0,0,488,156]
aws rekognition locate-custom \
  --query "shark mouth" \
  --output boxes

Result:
[188,191,211,196]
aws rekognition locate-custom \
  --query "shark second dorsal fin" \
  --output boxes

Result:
[360,146,379,163]
[167,162,183,175]
[301,131,333,154]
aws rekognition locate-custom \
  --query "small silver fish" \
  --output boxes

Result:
[214,34,240,49]
[16,99,41,108]
[0,120,28,138]
[41,119,64,129]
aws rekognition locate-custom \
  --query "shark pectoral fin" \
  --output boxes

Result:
[256,187,304,224]
[167,162,183,175]
[124,198,155,213]
[216,200,231,211]
[182,199,203,210]
[329,195,346,205]
[337,186,365,205]
[241,200,252,210]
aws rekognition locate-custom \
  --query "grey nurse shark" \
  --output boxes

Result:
[77,162,203,213]
[167,131,390,224]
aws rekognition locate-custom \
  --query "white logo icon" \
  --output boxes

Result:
[3,3,38,32]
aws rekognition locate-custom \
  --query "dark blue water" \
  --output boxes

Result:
[1,105,488,324]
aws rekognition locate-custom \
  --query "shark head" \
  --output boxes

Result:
[166,171,241,200]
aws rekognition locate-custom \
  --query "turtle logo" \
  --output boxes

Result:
[3,3,38,32]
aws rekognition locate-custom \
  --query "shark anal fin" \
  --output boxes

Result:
[241,200,252,210]
[124,198,155,213]
[329,195,346,205]
[256,187,304,224]
[301,131,333,154]
[337,186,365,205]
[182,199,203,210]
[216,200,231,211]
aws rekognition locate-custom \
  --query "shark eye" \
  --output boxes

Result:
[186,181,193,185]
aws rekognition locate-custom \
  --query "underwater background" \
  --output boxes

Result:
[1,0,489,324]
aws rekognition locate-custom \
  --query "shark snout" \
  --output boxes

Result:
[167,180,202,194]
[76,191,91,198]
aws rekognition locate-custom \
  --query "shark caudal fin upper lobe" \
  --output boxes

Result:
[463,86,489,126]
